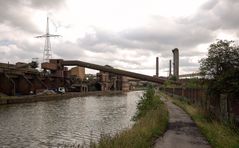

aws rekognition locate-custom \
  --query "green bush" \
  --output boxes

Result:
[94,87,168,148]
[133,86,162,120]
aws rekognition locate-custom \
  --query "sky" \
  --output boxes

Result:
[0,0,239,76]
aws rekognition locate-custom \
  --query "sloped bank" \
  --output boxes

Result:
[92,87,169,148]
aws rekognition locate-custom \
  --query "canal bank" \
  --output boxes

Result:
[0,91,123,105]
[94,88,169,148]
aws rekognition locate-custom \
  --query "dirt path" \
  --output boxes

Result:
[154,96,211,148]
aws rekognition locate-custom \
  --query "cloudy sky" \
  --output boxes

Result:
[0,0,239,76]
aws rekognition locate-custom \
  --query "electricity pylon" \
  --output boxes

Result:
[36,17,60,63]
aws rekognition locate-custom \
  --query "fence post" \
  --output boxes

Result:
[172,87,175,97]
[182,87,184,97]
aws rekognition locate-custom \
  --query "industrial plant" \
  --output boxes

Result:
[0,17,181,98]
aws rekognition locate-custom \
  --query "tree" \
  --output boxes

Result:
[199,40,239,95]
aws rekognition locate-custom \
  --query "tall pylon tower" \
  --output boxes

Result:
[36,17,60,63]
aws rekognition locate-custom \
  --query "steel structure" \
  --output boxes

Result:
[36,17,60,63]
[62,60,169,84]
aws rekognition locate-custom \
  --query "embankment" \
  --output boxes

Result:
[93,87,169,148]
[0,91,123,105]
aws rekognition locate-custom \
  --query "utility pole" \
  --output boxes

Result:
[36,17,60,63]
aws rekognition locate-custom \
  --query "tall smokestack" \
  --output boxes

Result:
[156,57,159,77]
[172,48,179,79]
[169,60,172,76]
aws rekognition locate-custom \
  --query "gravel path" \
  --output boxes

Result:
[154,96,211,148]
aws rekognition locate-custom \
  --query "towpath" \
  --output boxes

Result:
[154,96,211,148]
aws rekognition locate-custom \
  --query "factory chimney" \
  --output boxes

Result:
[156,57,159,77]
[169,60,172,77]
[172,48,179,79]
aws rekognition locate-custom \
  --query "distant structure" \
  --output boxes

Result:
[172,48,179,79]
[36,17,60,63]
[156,57,159,77]
[169,59,172,77]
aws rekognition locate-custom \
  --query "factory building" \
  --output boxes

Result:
[70,66,85,80]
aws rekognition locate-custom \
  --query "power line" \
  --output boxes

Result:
[36,17,61,63]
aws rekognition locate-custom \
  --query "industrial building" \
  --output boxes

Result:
[0,59,135,96]
[69,66,85,80]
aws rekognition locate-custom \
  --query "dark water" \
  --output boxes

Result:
[0,91,143,147]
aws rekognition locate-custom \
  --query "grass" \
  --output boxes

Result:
[92,87,169,148]
[170,95,239,148]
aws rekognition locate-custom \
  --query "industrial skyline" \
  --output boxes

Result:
[0,0,238,76]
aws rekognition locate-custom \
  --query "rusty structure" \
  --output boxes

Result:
[0,59,171,96]
[0,62,46,96]
[96,70,130,91]
[69,66,85,80]
[62,60,167,84]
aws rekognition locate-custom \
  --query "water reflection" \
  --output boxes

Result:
[0,91,143,147]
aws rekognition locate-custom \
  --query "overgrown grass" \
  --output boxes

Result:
[171,95,239,148]
[93,87,168,148]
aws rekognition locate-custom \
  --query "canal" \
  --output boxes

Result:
[0,91,143,147]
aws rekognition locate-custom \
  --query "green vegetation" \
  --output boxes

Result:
[172,96,239,148]
[169,75,177,81]
[133,86,162,120]
[163,79,177,88]
[93,87,168,148]
[183,78,207,89]
[200,40,239,97]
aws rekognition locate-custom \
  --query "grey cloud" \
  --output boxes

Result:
[122,22,213,52]
[78,16,213,59]
[0,40,16,46]
[114,59,142,66]
[180,58,199,67]
[73,17,212,74]
[215,1,239,30]
[0,0,65,10]
[79,27,166,52]
[0,46,39,64]
[54,41,87,60]
[201,0,218,10]
[78,29,136,52]
[30,0,65,9]
[0,0,65,33]
[0,0,37,33]
[75,0,239,74]
[192,0,239,32]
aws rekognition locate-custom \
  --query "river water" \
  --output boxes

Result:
[0,91,143,147]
